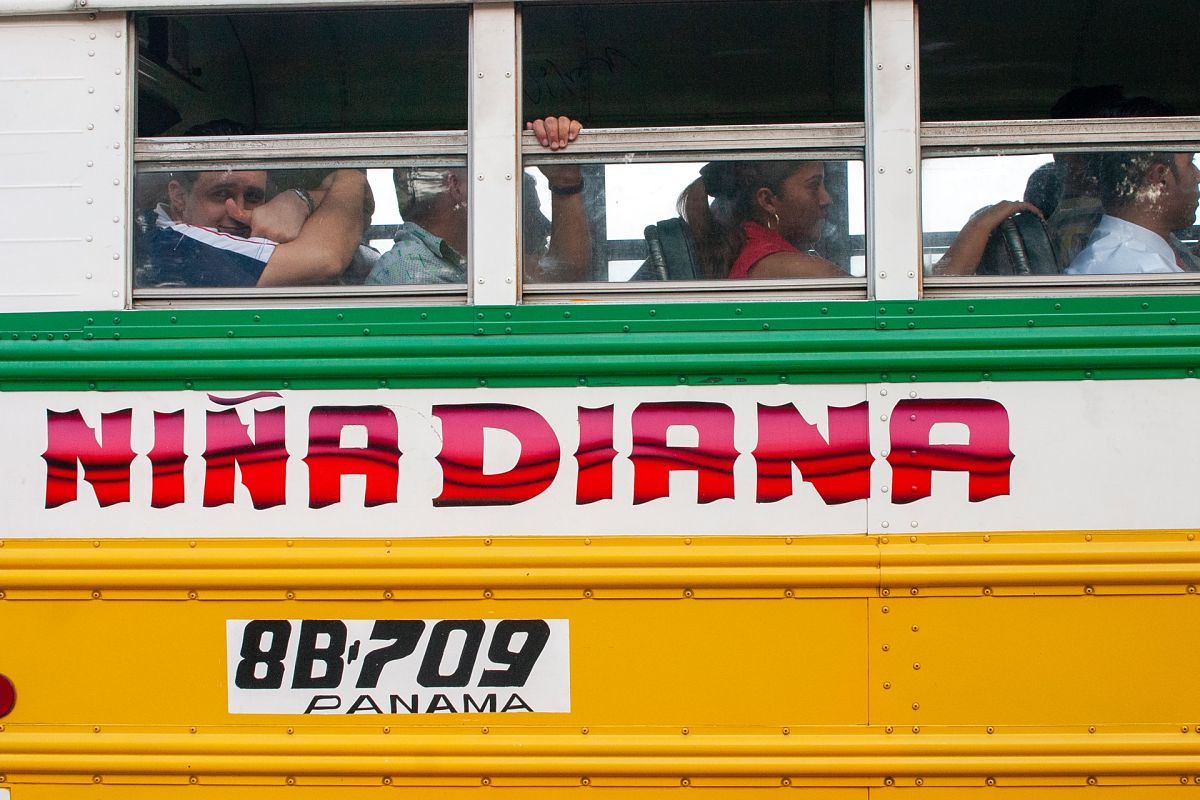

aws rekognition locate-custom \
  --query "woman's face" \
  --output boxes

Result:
[770,162,831,245]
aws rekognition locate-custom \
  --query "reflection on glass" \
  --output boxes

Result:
[524,160,865,282]
[923,150,1200,277]
[133,166,441,289]
[523,1,863,127]
[920,0,1199,121]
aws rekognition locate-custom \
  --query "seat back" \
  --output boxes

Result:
[630,217,700,281]
[977,211,1061,275]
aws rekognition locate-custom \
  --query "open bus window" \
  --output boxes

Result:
[133,165,467,290]
[920,0,1199,121]
[922,153,1200,277]
[135,9,467,136]
[522,159,866,283]
[522,0,864,127]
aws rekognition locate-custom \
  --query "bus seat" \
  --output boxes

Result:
[630,218,700,281]
[977,211,1061,276]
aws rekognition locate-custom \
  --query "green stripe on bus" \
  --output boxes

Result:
[1,295,1199,390]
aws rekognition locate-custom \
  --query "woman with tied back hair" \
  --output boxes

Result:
[680,159,1040,279]
[679,160,847,279]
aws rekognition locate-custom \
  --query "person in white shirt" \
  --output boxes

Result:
[1067,145,1200,275]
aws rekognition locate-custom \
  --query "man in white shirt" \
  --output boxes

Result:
[1067,148,1200,275]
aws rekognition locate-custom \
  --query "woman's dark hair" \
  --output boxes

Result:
[677,160,807,279]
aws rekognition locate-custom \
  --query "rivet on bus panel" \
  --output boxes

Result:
[881,588,891,597]
[482,727,490,734]
[681,728,689,735]
[784,590,794,598]
[1088,726,1096,733]
[583,590,593,598]
[781,778,791,786]
[1084,586,1094,595]
[683,589,693,598]
[285,591,295,600]
[383,591,393,599]
[286,727,293,735]
[883,778,894,786]
[1188,586,1196,594]
[913,663,920,670]
[881,522,890,529]
[483,590,493,599]
[912,703,920,711]
[987,727,994,734]
[1087,777,1098,785]
[680,778,691,787]
[881,606,889,614]
[481,778,491,786]
[882,644,889,651]
[912,726,920,733]
[187,591,197,600]
[93,776,102,784]
[580,778,590,786]
[985,778,996,786]
[883,682,891,690]
[782,727,790,735]
[885,726,893,734]
[286,777,295,786]
[1189,534,1195,541]
[915,778,924,786]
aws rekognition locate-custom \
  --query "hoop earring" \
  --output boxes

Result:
[766,212,780,231]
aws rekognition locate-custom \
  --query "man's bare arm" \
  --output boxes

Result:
[250,170,367,287]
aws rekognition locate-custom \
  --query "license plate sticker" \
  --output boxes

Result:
[227,618,570,715]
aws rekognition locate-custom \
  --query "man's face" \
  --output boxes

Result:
[167,170,268,234]
[1166,153,1200,229]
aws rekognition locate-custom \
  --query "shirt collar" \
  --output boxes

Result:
[400,222,465,266]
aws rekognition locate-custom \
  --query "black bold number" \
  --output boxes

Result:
[291,620,348,689]
[479,620,551,687]
[417,620,485,687]
[235,620,292,689]
[355,620,426,689]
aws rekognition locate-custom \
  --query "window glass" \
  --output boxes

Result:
[922,151,1200,277]
[522,159,866,283]
[920,0,1199,121]
[136,10,468,136]
[522,1,864,127]
[133,165,468,290]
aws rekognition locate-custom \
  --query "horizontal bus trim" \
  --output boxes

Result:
[1,536,1196,592]
[3,297,1200,389]
[3,731,1200,778]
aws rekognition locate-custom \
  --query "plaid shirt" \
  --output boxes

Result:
[367,222,466,285]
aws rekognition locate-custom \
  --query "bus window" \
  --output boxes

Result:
[922,151,1200,279]
[522,159,866,284]
[522,0,864,128]
[133,165,467,292]
[136,9,468,136]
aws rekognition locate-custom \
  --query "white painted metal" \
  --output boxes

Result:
[865,0,921,301]
[868,380,1200,535]
[0,12,127,311]
[520,123,866,158]
[468,3,519,305]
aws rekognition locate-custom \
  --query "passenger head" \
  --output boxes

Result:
[1099,150,1199,230]
[1096,97,1197,229]
[680,160,830,278]
[392,167,468,228]
[165,120,265,235]
[166,170,268,235]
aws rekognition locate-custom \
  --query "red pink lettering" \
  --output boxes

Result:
[41,397,1014,509]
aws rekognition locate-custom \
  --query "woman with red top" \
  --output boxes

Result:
[679,160,846,279]
[678,160,1041,279]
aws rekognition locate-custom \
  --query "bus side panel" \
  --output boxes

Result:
[0,12,127,312]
